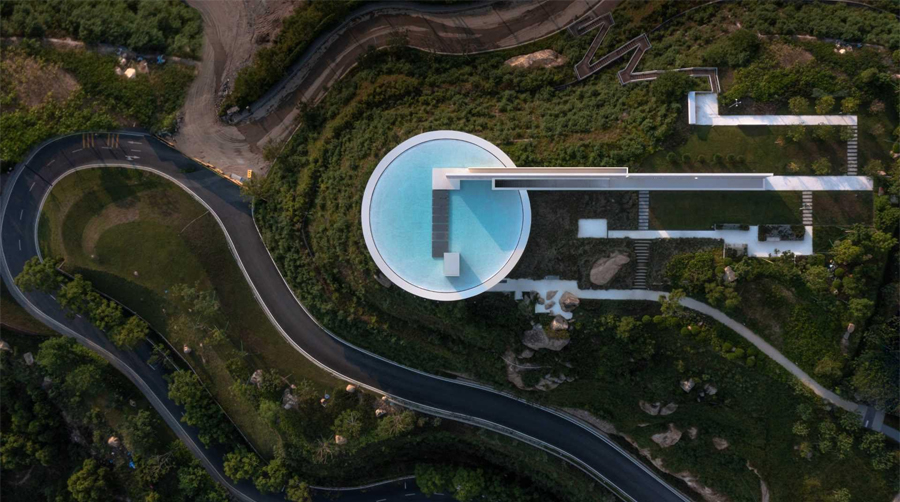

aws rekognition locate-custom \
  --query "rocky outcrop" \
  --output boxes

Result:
[282,388,299,410]
[590,252,630,285]
[713,437,730,450]
[703,383,717,396]
[687,426,699,440]
[563,409,729,502]
[651,423,683,448]
[681,378,696,392]
[640,400,661,416]
[250,369,264,388]
[334,435,347,445]
[545,290,558,301]
[345,384,357,393]
[107,436,121,448]
[559,292,580,312]
[504,49,567,69]
[522,324,570,351]
[23,352,34,366]
[518,349,534,359]
[550,315,569,331]
[0,340,10,351]
[659,403,678,416]
[723,266,737,283]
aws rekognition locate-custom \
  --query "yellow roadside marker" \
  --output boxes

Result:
[246,170,253,179]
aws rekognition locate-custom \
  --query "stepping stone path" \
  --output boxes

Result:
[847,126,858,175]
[802,191,813,226]
[634,191,651,289]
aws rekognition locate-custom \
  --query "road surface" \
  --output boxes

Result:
[0,132,691,502]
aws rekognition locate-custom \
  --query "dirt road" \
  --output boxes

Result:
[175,0,613,177]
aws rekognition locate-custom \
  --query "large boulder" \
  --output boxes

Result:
[559,292,580,313]
[522,324,570,351]
[504,49,567,69]
[282,388,299,410]
[659,403,678,416]
[639,400,661,416]
[550,315,569,331]
[713,437,730,450]
[590,252,631,285]
[651,424,683,448]
[250,369,264,388]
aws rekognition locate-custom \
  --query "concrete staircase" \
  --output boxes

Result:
[638,191,650,230]
[847,126,858,175]
[634,191,651,289]
[633,240,650,289]
[802,191,813,226]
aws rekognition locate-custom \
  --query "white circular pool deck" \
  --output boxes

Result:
[361,131,531,301]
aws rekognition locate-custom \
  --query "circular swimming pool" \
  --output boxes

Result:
[361,131,530,301]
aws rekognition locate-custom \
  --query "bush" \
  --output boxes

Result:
[666,152,678,163]
[651,71,695,103]
[682,153,692,163]
[834,268,845,278]
[702,29,761,67]
[712,153,723,163]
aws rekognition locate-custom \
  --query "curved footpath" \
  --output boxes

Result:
[176,0,616,176]
[1,132,691,502]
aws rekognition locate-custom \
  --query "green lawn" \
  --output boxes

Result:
[812,191,874,226]
[636,126,846,174]
[649,192,803,230]
[39,168,341,457]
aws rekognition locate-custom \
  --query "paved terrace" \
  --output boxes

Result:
[432,167,873,191]
[689,91,859,127]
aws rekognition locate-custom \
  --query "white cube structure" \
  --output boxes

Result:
[443,252,460,277]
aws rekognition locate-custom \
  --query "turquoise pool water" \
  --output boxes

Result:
[369,139,525,294]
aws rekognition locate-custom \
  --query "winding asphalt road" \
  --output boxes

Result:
[1,134,692,502]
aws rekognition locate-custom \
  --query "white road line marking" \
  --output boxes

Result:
[376,499,386,502]
[405,494,416,497]
[101,147,113,150]
[46,159,55,166]
[127,140,141,145]
[19,209,23,220]
[29,182,35,191]
[76,314,82,318]
[72,148,83,153]
[50,295,55,300]
[130,149,142,152]
[125,156,140,161]
[18,240,21,250]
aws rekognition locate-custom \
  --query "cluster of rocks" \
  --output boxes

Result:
[522,323,570,351]
[639,400,678,416]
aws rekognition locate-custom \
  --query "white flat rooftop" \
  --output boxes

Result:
[689,91,858,127]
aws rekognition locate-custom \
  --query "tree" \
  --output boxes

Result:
[451,467,486,502]
[841,97,860,114]
[659,289,686,318]
[68,459,110,502]
[415,464,448,496]
[333,409,363,439]
[255,458,289,493]
[803,266,830,294]
[111,316,149,349]
[815,96,835,114]
[376,410,416,439]
[792,421,810,437]
[122,410,161,457]
[614,316,639,340]
[789,96,810,115]
[848,298,874,324]
[828,488,851,502]
[832,240,863,265]
[286,477,311,502]
[57,274,93,315]
[651,71,693,103]
[811,158,832,175]
[863,159,884,178]
[224,447,260,482]
[168,370,233,446]
[89,296,123,331]
[787,125,807,142]
[702,29,760,67]
[14,256,61,293]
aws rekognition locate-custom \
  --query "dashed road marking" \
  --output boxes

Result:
[72,148,83,154]
[18,240,21,251]
[130,149,142,153]
[46,159,55,166]
[376,499,386,502]
[405,494,416,497]
[19,209,23,220]
[29,182,35,191]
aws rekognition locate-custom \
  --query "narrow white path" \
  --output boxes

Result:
[605,226,813,257]
[492,279,859,412]
[763,176,872,191]
[689,91,858,127]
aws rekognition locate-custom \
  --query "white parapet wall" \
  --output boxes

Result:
[605,226,814,257]
[688,91,858,127]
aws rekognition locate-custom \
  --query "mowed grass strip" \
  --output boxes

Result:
[649,191,803,230]
[812,191,874,226]
[39,168,340,457]
[637,126,845,174]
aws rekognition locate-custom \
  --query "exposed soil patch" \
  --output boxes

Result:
[2,50,80,109]
[769,42,814,68]
[81,202,140,256]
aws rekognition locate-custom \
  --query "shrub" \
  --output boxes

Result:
[812,158,832,175]
[697,154,707,163]
[726,153,736,163]
[712,153,723,163]
[789,96,810,114]
[815,96,836,114]
[681,153,692,163]
[666,152,678,163]
[834,268,845,278]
